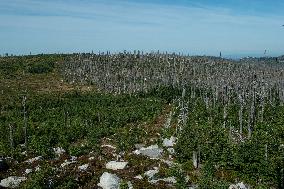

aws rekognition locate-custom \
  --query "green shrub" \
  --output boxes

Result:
[28,62,54,74]
[24,164,54,189]
[69,144,90,157]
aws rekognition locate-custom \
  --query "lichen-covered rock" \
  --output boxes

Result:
[150,176,177,184]
[78,164,89,171]
[134,145,163,158]
[35,165,41,172]
[98,172,120,189]
[25,156,42,164]
[106,161,128,170]
[101,144,117,149]
[144,167,159,179]
[60,159,76,168]
[134,175,143,180]
[25,169,33,175]
[229,182,249,189]
[134,144,145,149]
[53,147,66,156]
[127,181,133,189]
[162,136,176,147]
[89,156,95,161]
[0,176,27,188]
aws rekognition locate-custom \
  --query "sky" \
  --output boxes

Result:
[0,0,284,57]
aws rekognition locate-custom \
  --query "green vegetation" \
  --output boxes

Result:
[0,53,284,188]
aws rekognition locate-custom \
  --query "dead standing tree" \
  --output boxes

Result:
[22,95,28,149]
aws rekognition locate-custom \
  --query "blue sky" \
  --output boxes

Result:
[0,0,284,57]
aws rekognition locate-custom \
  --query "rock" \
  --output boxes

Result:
[229,182,248,189]
[60,160,76,168]
[144,167,159,179]
[106,161,128,170]
[78,164,89,171]
[229,185,237,189]
[35,165,41,172]
[188,185,198,189]
[70,156,77,161]
[134,145,163,159]
[127,181,133,189]
[0,176,27,188]
[89,156,95,161]
[101,144,117,149]
[53,147,65,156]
[236,182,248,189]
[134,144,145,149]
[0,159,9,172]
[25,156,42,164]
[98,172,120,189]
[25,169,33,175]
[161,159,175,167]
[150,176,177,184]
[134,175,143,180]
[161,177,177,183]
[162,136,176,147]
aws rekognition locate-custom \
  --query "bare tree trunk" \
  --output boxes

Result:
[9,124,14,150]
[238,91,244,135]
[22,96,27,148]
[223,104,227,129]
[193,151,198,169]
[248,88,256,139]
[198,145,201,168]
[239,106,243,135]
[264,144,268,161]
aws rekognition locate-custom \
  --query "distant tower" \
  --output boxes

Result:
[219,51,222,58]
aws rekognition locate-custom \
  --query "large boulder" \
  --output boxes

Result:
[0,159,9,172]
[98,172,120,189]
[0,176,27,188]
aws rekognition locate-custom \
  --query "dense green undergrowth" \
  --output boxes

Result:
[0,91,164,158]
